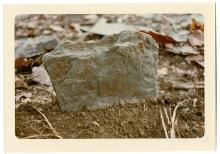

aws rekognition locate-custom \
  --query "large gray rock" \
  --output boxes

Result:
[43,30,158,111]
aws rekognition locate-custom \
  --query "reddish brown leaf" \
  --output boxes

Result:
[139,30,177,45]
[15,57,32,70]
[190,18,204,32]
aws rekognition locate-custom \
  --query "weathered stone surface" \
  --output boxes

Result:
[15,35,58,59]
[43,30,158,111]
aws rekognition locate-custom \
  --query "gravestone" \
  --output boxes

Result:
[43,30,158,111]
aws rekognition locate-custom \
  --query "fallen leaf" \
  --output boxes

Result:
[83,14,98,20]
[190,18,204,32]
[157,67,168,76]
[32,65,52,86]
[70,23,80,32]
[22,98,31,103]
[49,25,64,32]
[188,30,204,47]
[172,82,204,90]
[43,30,52,34]
[32,95,52,104]
[175,68,196,76]
[15,57,32,72]
[16,92,32,101]
[83,14,99,25]
[15,75,27,89]
[92,121,100,127]
[170,30,190,42]
[27,21,38,29]
[165,44,198,55]
[81,18,152,36]
[185,54,204,67]
[140,30,177,44]
[195,61,204,67]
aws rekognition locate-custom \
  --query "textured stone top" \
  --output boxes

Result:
[43,30,159,111]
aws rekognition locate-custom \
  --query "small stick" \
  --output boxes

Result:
[26,104,63,139]
[160,107,169,138]
[164,107,170,124]
[170,99,190,138]
[143,104,147,112]
[17,103,63,139]
[72,129,87,138]
[175,118,181,138]
[24,134,61,139]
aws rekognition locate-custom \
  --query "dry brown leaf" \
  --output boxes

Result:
[190,18,204,32]
[165,44,198,55]
[83,14,98,20]
[70,23,80,32]
[32,65,52,86]
[157,67,168,76]
[15,57,32,71]
[15,56,42,72]
[140,30,177,45]
[195,61,204,67]
[185,54,204,67]
[92,121,100,127]
[175,68,196,76]
[43,30,52,34]
[172,82,204,90]
[26,21,38,29]
[188,30,204,47]
[49,25,64,32]
[15,76,27,89]
[16,92,32,101]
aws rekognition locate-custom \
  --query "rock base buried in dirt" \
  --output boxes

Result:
[43,30,158,111]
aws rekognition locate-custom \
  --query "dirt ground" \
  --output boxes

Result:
[15,14,204,138]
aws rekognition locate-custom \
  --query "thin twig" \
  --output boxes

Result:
[17,103,63,139]
[143,103,147,112]
[72,129,87,138]
[175,118,181,138]
[170,99,190,138]
[26,103,63,139]
[160,107,169,138]
[164,107,170,124]
[24,134,61,139]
